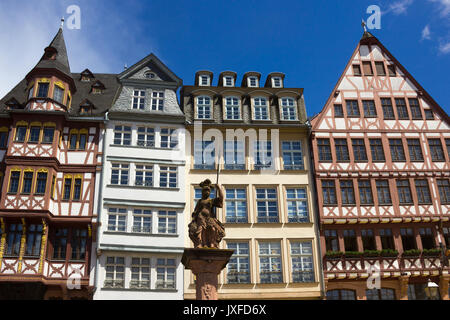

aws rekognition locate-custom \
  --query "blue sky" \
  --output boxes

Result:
[0,0,449,116]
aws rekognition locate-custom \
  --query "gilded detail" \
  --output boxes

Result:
[38,220,47,274]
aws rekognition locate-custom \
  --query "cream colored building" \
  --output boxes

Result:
[181,71,324,299]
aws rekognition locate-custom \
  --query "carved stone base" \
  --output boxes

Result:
[182,248,234,300]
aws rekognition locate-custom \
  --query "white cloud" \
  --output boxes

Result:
[386,0,414,15]
[439,42,450,53]
[429,0,450,18]
[421,25,431,40]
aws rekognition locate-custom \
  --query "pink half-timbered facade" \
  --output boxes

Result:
[311,31,450,300]
[0,26,119,299]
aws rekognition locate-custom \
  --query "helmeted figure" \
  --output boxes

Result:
[188,179,225,248]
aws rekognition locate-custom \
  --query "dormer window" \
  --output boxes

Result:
[280,97,297,120]
[145,71,156,79]
[248,77,258,87]
[200,75,210,86]
[196,96,212,119]
[80,100,94,115]
[272,77,282,88]
[91,80,105,94]
[92,88,103,94]
[81,76,90,82]
[37,83,49,98]
[253,97,269,120]
[80,69,95,82]
[224,76,234,87]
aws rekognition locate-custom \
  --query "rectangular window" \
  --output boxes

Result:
[443,227,450,247]
[200,75,209,86]
[111,163,129,185]
[280,98,296,120]
[401,228,416,251]
[22,171,33,194]
[8,171,21,193]
[282,141,304,170]
[419,227,435,249]
[325,229,339,252]
[395,98,409,119]
[254,141,272,169]
[363,100,377,117]
[318,138,332,162]
[224,140,245,170]
[389,139,406,161]
[113,125,131,146]
[37,83,49,98]
[137,127,155,147]
[107,208,127,232]
[335,139,349,161]
[361,229,376,250]
[28,126,41,143]
[79,133,87,150]
[346,100,360,117]
[15,126,27,142]
[334,104,344,117]
[381,98,395,120]
[35,172,47,195]
[340,180,355,205]
[63,177,72,200]
[375,62,386,76]
[5,224,22,256]
[151,91,164,111]
[225,97,240,120]
[42,127,55,144]
[194,140,215,169]
[227,242,250,283]
[352,64,361,76]
[387,64,396,76]
[73,178,82,200]
[428,138,445,161]
[224,76,234,87]
[415,179,431,204]
[156,258,176,289]
[446,139,450,160]
[248,77,258,87]
[132,209,152,233]
[256,188,278,223]
[376,180,392,205]
[25,224,42,257]
[358,180,373,205]
[253,97,269,120]
[272,77,282,87]
[69,133,77,150]
[196,96,212,119]
[424,109,434,120]
[343,229,358,251]
[259,242,282,284]
[71,229,87,260]
[407,139,424,161]
[53,86,64,103]
[159,166,177,188]
[158,210,177,234]
[225,188,247,223]
[362,61,373,76]
[322,180,337,205]
[409,98,422,119]
[380,229,395,250]
[437,179,450,204]
[132,90,146,110]
[160,128,178,148]
[135,165,153,187]
[52,228,68,260]
[0,131,8,148]
[352,138,368,161]
[291,241,314,283]
[397,180,412,204]
[366,288,396,300]
[104,257,125,288]
[369,139,385,162]
[286,188,309,222]
[130,257,151,289]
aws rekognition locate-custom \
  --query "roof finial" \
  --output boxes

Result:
[60,17,65,29]
[361,19,367,33]
[124,63,128,71]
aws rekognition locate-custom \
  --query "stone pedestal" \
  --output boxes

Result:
[182,248,234,300]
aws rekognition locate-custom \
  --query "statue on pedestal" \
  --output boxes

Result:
[188,179,225,248]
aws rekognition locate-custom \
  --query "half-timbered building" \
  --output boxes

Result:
[0,25,119,299]
[311,31,450,300]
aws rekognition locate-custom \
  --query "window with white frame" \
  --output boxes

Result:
[225,188,247,223]
[248,76,258,87]
[254,141,272,169]
[107,207,127,231]
[113,125,131,145]
[282,141,304,170]
[159,166,177,188]
[160,128,178,148]
[130,257,151,289]
[151,91,164,111]
[256,188,278,223]
[132,209,152,233]
[196,96,212,119]
[224,97,240,120]
[253,97,269,120]
[286,188,309,222]
[280,98,297,120]
[111,163,129,185]
[224,140,245,170]
[290,241,314,283]
[132,90,146,110]
[194,140,215,169]
[137,127,155,147]
[272,77,282,88]
[104,257,125,288]
[158,210,177,234]
[200,75,210,86]
[135,164,153,187]
[224,76,234,87]
[259,242,282,283]
[156,258,176,289]
[227,242,250,283]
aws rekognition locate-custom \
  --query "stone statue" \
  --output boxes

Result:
[188,179,225,248]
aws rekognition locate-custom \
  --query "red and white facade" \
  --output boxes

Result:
[311,32,450,300]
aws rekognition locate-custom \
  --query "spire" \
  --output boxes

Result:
[360,19,375,41]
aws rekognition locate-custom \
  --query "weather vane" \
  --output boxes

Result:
[361,19,367,32]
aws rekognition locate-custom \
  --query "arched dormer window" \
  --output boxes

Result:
[196,96,212,119]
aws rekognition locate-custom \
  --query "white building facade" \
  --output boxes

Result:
[93,54,186,300]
